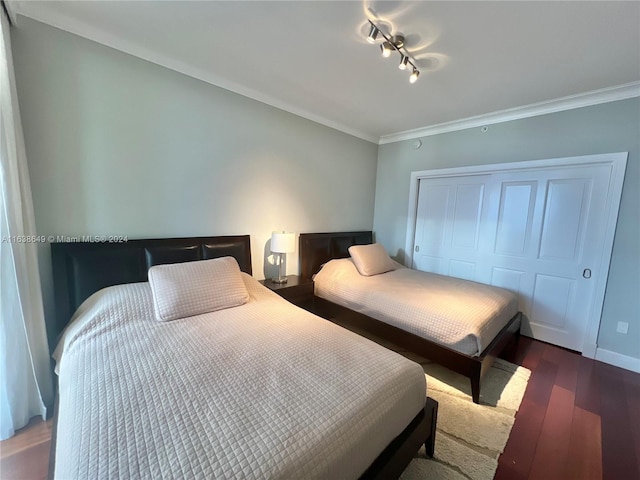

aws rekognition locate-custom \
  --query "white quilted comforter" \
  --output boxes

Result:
[53,274,426,479]
[314,259,518,356]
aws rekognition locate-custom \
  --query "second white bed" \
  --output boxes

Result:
[314,258,519,357]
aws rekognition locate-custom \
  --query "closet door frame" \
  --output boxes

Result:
[404,152,627,359]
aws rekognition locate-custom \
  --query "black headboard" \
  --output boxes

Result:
[299,231,372,280]
[50,235,252,350]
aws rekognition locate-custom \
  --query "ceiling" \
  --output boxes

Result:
[10,1,640,143]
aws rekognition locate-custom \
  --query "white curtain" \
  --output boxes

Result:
[0,6,53,440]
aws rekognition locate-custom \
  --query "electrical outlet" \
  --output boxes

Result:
[616,321,629,334]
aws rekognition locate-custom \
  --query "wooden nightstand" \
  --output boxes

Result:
[259,275,314,311]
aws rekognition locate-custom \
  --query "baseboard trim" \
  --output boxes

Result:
[595,348,640,373]
[582,343,597,359]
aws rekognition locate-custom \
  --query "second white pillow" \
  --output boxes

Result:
[348,243,396,276]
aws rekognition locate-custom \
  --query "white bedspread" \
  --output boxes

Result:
[53,274,426,480]
[314,259,518,356]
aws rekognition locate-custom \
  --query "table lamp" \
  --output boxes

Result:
[271,231,295,284]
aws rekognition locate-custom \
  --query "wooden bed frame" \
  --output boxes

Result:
[299,231,522,404]
[49,235,437,480]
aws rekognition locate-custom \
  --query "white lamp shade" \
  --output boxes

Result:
[271,232,295,253]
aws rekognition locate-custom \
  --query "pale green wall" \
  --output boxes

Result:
[374,98,640,359]
[12,17,639,361]
[11,18,377,327]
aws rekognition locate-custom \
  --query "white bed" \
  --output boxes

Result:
[53,272,428,479]
[314,258,519,357]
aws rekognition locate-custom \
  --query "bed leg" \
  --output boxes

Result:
[424,397,438,457]
[471,374,481,404]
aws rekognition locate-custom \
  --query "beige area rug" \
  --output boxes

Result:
[327,318,531,480]
[401,357,531,480]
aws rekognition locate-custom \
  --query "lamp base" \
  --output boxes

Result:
[272,251,288,284]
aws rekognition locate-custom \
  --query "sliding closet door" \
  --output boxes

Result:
[412,175,491,280]
[484,165,611,350]
[412,164,613,352]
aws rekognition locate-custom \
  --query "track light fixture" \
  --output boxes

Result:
[409,68,420,84]
[380,41,393,58]
[367,24,379,44]
[365,20,420,83]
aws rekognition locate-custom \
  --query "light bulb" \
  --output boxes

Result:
[398,55,409,70]
[409,68,420,83]
[380,42,393,58]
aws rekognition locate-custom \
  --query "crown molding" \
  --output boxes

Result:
[14,6,378,144]
[14,3,639,147]
[379,81,640,145]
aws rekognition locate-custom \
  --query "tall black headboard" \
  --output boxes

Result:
[299,231,372,280]
[50,235,252,350]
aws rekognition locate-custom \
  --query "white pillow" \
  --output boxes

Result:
[348,243,396,276]
[148,257,249,322]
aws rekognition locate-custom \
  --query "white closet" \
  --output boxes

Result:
[406,153,627,354]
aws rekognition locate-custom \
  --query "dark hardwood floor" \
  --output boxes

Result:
[1,337,638,479]
[496,336,640,480]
